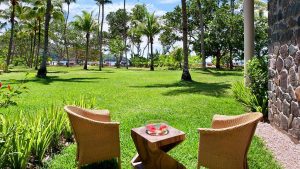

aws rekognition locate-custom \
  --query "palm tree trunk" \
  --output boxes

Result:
[150,37,154,71]
[64,3,70,67]
[97,3,102,71]
[29,34,33,67]
[197,0,205,69]
[35,20,41,70]
[84,32,90,70]
[37,0,51,78]
[181,0,192,81]
[100,4,105,69]
[6,2,16,72]
[32,21,37,68]
[124,0,128,69]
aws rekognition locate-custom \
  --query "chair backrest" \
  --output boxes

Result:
[198,113,262,169]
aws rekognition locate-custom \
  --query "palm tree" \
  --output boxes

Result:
[139,13,160,71]
[72,11,96,70]
[36,0,51,78]
[181,0,192,81]
[197,0,205,68]
[123,0,128,69]
[37,0,64,77]
[95,0,112,71]
[64,0,76,67]
[0,0,19,72]
[27,0,45,70]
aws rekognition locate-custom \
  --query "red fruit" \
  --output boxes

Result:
[147,124,156,132]
[0,82,2,88]
[159,125,167,130]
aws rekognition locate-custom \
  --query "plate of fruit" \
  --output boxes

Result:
[145,120,169,136]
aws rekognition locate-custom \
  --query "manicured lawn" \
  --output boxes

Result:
[0,66,281,169]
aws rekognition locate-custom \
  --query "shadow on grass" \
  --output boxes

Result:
[3,76,107,85]
[81,159,118,169]
[131,80,231,97]
[194,68,242,77]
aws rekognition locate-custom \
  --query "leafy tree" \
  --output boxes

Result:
[72,11,96,70]
[181,0,192,81]
[109,36,125,68]
[139,13,160,71]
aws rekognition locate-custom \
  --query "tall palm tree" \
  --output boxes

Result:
[123,0,128,69]
[36,0,51,78]
[64,0,76,67]
[139,13,160,71]
[95,0,112,71]
[72,11,96,70]
[196,0,205,68]
[0,0,19,72]
[181,0,192,81]
[37,0,64,77]
[27,0,45,70]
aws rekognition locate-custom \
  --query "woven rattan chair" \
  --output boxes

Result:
[64,106,121,169]
[197,112,262,169]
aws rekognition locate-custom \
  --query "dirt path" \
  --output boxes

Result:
[255,123,300,169]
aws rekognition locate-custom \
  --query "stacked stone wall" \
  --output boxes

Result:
[268,0,300,140]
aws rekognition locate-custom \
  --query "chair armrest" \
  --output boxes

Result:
[84,108,111,122]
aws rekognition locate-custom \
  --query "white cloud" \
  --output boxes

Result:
[159,0,180,4]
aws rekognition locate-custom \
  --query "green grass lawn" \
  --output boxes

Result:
[0,66,281,169]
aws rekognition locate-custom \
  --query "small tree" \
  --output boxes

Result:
[72,11,96,70]
[139,13,160,71]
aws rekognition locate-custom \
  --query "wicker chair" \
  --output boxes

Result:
[197,112,262,169]
[64,106,121,169]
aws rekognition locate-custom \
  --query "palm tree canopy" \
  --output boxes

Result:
[94,0,112,5]
[72,10,96,33]
[139,12,160,38]
[64,0,76,5]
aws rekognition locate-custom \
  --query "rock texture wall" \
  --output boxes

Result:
[268,0,300,140]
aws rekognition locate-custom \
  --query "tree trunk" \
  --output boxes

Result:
[124,0,128,69]
[197,0,206,69]
[32,22,37,68]
[229,48,233,69]
[84,32,90,70]
[64,3,70,67]
[216,50,221,69]
[181,0,192,81]
[35,20,41,70]
[37,0,51,78]
[99,3,105,71]
[5,2,16,72]
[97,3,102,71]
[150,37,154,71]
[29,35,33,67]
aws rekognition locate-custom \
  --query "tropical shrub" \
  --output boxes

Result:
[247,56,268,116]
[0,75,28,108]
[232,81,262,113]
[0,96,96,168]
[232,56,268,117]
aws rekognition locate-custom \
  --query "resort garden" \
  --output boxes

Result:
[0,0,296,169]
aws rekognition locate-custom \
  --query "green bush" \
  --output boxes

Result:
[232,56,268,117]
[232,81,262,113]
[247,56,268,116]
[0,96,96,168]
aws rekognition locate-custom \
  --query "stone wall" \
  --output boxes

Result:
[268,0,300,140]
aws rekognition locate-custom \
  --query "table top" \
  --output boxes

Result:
[131,125,185,146]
